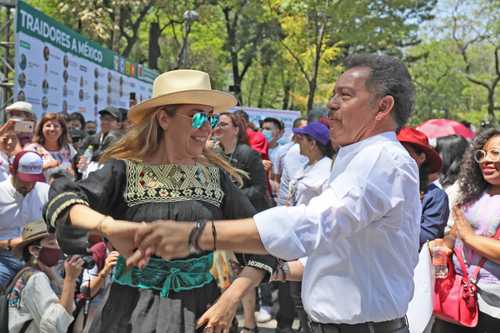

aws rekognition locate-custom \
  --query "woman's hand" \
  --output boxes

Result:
[44,159,60,169]
[197,293,239,333]
[102,251,120,274]
[0,120,15,136]
[452,205,475,243]
[428,238,453,257]
[101,219,145,261]
[64,255,84,281]
[129,220,192,267]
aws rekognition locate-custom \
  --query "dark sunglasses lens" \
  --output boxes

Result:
[191,113,208,129]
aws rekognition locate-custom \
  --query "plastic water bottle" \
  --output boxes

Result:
[432,246,449,278]
[78,145,94,173]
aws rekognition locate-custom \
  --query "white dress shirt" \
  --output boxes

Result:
[287,156,332,206]
[277,144,308,206]
[0,177,49,240]
[255,132,421,324]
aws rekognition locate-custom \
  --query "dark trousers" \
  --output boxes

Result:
[290,281,312,333]
[432,312,500,333]
[258,282,273,308]
[310,318,409,333]
[277,282,296,329]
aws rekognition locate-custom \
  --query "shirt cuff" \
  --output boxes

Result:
[254,205,308,260]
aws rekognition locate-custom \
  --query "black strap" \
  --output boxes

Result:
[20,319,32,333]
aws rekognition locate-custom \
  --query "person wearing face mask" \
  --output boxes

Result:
[6,220,84,333]
[0,151,49,289]
[261,118,285,200]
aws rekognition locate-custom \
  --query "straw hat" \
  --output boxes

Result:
[129,69,238,124]
[13,220,49,258]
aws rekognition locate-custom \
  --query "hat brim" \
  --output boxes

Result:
[13,230,49,257]
[400,139,442,173]
[128,90,238,124]
[98,110,120,120]
[292,127,330,146]
[17,173,45,183]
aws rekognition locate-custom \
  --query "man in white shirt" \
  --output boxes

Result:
[107,54,422,333]
[0,151,49,288]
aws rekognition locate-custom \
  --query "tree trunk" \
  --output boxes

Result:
[257,70,269,108]
[148,22,161,70]
[487,89,497,125]
[112,7,121,53]
[306,80,316,114]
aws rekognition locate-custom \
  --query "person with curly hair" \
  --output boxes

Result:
[431,127,500,332]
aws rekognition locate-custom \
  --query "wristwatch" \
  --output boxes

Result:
[6,239,12,251]
[281,262,290,279]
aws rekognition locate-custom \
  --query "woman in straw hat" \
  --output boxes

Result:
[7,220,84,333]
[44,69,276,333]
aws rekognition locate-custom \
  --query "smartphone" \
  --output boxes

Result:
[14,120,34,133]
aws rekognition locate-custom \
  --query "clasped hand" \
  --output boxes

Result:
[101,219,196,268]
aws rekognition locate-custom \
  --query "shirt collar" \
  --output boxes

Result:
[337,131,397,158]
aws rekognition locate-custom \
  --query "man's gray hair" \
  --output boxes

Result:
[344,54,415,127]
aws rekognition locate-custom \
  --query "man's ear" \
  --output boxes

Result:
[375,95,395,121]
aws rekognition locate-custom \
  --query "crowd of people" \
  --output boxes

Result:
[0,54,497,333]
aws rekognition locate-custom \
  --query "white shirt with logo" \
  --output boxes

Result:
[0,177,49,240]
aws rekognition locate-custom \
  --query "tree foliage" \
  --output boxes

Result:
[21,0,500,126]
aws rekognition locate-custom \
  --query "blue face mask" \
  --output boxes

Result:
[262,130,273,142]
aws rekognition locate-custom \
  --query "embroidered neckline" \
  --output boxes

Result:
[124,161,224,207]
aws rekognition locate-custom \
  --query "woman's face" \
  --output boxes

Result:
[402,143,426,168]
[162,104,213,159]
[297,134,315,160]
[213,114,238,142]
[479,135,500,186]
[42,120,63,144]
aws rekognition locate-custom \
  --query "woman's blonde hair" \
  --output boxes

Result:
[100,107,244,185]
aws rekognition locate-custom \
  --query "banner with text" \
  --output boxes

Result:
[14,1,158,121]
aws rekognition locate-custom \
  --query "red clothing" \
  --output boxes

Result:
[246,128,269,160]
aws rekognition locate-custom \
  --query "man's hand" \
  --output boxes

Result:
[129,220,193,267]
[101,219,145,262]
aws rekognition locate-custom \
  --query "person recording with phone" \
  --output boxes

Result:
[5,101,36,148]
[6,220,84,333]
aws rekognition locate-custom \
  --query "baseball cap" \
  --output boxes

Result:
[293,121,330,146]
[5,101,33,114]
[11,151,45,182]
[98,106,121,120]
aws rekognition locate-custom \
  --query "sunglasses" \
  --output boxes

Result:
[177,112,220,129]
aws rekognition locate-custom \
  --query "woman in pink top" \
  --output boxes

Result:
[432,128,500,332]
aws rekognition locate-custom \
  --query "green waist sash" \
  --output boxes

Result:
[113,253,214,298]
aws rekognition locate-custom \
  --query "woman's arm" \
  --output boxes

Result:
[196,266,265,331]
[453,206,500,264]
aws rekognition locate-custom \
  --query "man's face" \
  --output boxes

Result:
[12,174,36,196]
[326,67,381,147]
[85,122,97,135]
[99,114,119,134]
[262,121,282,144]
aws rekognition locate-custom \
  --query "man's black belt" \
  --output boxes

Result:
[310,316,408,333]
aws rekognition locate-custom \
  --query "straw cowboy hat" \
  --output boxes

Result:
[129,69,238,124]
[13,220,49,258]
